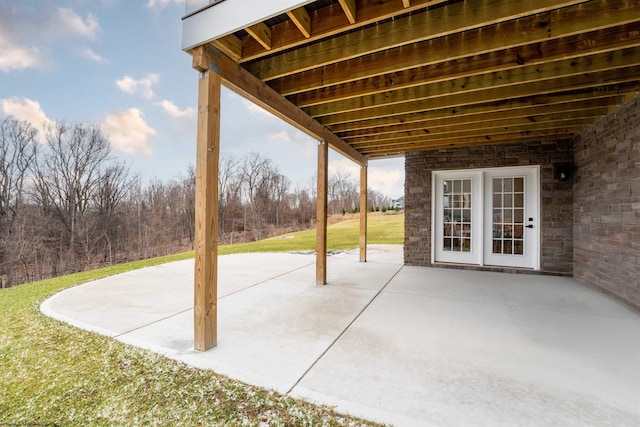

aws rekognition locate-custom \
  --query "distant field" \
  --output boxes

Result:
[0,213,403,426]
[220,212,404,254]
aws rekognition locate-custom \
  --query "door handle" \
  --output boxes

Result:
[526,224,534,229]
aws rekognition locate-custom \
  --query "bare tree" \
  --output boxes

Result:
[0,117,39,284]
[270,173,291,227]
[94,163,137,264]
[179,166,196,247]
[328,168,359,214]
[33,122,118,271]
[218,153,240,240]
[240,152,277,239]
[368,189,392,211]
[0,117,38,230]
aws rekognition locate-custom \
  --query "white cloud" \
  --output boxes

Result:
[57,8,99,38]
[1,97,54,142]
[79,47,109,64]
[102,108,156,157]
[244,99,273,116]
[329,158,360,178]
[157,99,195,118]
[116,74,160,99]
[0,34,40,72]
[267,130,291,142]
[329,157,405,198]
[267,129,315,157]
[147,0,185,10]
[368,168,403,198]
[0,6,100,71]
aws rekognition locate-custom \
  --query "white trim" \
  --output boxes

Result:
[182,0,315,51]
[433,170,483,265]
[432,165,541,270]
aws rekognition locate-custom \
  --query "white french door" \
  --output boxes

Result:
[433,166,539,269]
[433,171,483,265]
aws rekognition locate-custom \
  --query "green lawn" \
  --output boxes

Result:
[0,214,402,426]
[220,213,404,254]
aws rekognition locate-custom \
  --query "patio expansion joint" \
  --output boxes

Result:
[114,307,193,338]
[218,260,317,300]
[114,260,317,339]
[285,264,406,396]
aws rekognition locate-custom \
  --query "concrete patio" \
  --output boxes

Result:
[41,245,640,426]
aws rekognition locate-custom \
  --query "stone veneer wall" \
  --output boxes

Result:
[404,140,574,274]
[573,96,640,310]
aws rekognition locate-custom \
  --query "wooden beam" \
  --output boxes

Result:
[241,0,448,61]
[191,45,366,166]
[194,68,221,352]
[245,22,272,50]
[338,0,357,24]
[349,117,595,149]
[316,140,328,285]
[290,22,640,108]
[318,65,640,126]
[307,47,640,118]
[359,165,367,263]
[212,34,242,61]
[248,0,588,80]
[269,0,640,95]
[346,109,605,146]
[360,129,577,155]
[329,88,636,134]
[287,7,311,38]
[338,99,616,139]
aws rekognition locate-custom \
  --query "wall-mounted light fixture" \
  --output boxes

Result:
[554,163,573,182]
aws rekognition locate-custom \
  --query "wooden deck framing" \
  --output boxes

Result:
[187,0,640,350]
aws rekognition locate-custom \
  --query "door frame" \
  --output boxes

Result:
[431,165,541,270]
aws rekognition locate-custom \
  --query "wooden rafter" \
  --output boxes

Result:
[349,117,597,149]
[212,34,241,61]
[269,0,640,95]
[286,7,311,38]
[318,66,640,126]
[329,87,637,134]
[245,22,271,50]
[189,0,640,160]
[360,130,577,156]
[307,47,640,118]
[338,0,356,24]
[290,22,640,108]
[240,0,449,62]
[248,0,589,81]
[336,97,621,139]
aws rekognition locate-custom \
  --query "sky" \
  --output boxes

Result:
[0,0,405,199]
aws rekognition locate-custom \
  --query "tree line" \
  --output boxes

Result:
[0,116,391,288]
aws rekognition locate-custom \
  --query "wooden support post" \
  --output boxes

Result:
[194,67,221,351]
[316,140,328,285]
[359,165,367,262]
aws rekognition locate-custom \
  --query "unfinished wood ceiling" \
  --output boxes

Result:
[199,0,640,159]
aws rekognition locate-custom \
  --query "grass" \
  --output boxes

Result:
[219,213,404,254]
[0,214,403,426]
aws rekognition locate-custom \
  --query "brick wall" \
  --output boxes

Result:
[404,140,574,274]
[574,96,640,310]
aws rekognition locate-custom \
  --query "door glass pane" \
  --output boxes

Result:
[443,178,472,252]
[492,176,525,255]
